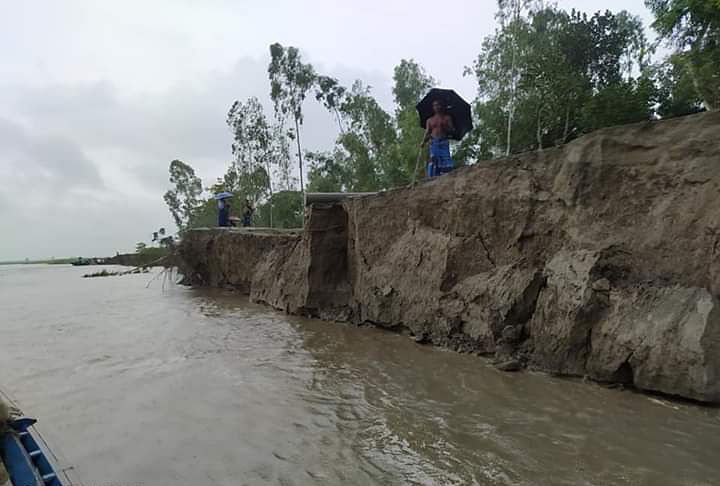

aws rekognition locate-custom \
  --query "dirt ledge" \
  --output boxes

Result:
[179,111,720,403]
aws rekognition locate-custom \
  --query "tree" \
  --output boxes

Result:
[307,80,397,192]
[339,81,397,190]
[393,59,435,182]
[646,0,720,48]
[226,97,288,227]
[655,54,706,117]
[580,76,657,131]
[306,150,351,192]
[314,75,347,132]
[468,3,536,156]
[163,159,203,232]
[646,0,720,109]
[467,5,657,156]
[190,196,221,229]
[268,43,317,195]
[308,59,441,190]
[392,59,435,110]
[255,191,303,228]
[617,11,652,80]
[496,0,541,155]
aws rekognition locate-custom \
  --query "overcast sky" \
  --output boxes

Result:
[0,0,655,260]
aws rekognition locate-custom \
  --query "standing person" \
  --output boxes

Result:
[218,198,231,227]
[421,99,455,177]
[242,198,254,227]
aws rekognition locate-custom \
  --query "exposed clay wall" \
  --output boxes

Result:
[179,111,720,403]
[178,229,301,294]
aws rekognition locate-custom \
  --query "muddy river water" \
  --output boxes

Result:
[1,264,719,485]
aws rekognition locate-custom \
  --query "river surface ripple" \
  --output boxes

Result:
[1,264,719,486]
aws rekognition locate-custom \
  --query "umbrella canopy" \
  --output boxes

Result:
[416,88,473,141]
[214,192,233,200]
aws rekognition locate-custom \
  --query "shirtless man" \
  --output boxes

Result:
[421,100,455,177]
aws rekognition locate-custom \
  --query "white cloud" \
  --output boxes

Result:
[0,0,653,260]
[0,56,384,260]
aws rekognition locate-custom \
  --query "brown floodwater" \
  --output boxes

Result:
[1,263,719,486]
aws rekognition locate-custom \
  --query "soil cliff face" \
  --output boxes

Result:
[179,111,720,402]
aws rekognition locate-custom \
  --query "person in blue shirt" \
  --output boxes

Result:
[218,199,231,227]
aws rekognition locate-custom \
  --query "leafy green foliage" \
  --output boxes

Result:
[163,159,202,232]
[392,60,435,181]
[314,75,347,132]
[656,55,706,117]
[306,150,351,192]
[161,5,720,239]
[256,191,304,228]
[226,96,280,225]
[268,43,317,192]
[308,60,434,192]
[466,6,656,155]
[307,80,396,192]
[191,197,221,228]
[163,93,302,233]
[646,0,720,47]
[646,0,720,109]
[392,60,435,111]
[580,76,657,131]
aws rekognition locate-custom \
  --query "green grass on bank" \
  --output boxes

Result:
[0,247,170,267]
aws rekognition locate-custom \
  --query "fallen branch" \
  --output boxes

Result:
[83,268,150,278]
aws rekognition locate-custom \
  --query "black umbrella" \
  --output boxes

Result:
[416,88,473,141]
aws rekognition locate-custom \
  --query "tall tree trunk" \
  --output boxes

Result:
[507,92,514,156]
[506,0,521,157]
[506,39,517,156]
[294,116,305,195]
[266,162,274,228]
[562,104,571,144]
[536,105,543,151]
[687,54,718,112]
[334,108,345,133]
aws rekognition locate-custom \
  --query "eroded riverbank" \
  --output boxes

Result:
[180,111,720,404]
[2,264,720,485]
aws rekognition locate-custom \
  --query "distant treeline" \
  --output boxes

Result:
[0,258,76,265]
[1,248,171,267]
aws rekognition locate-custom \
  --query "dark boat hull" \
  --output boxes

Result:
[0,418,63,486]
